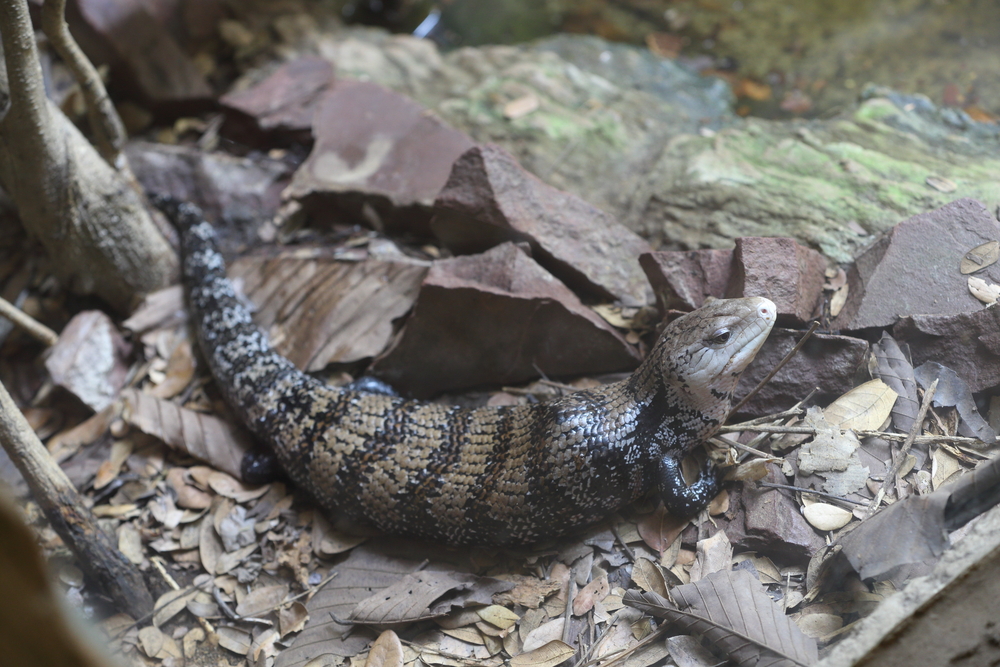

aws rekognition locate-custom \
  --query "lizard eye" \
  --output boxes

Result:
[707,328,731,345]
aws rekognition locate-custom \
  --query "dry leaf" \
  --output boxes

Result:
[689,531,733,582]
[279,602,309,638]
[511,640,574,667]
[630,558,669,597]
[153,587,200,627]
[217,626,252,656]
[625,569,817,666]
[824,379,897,430]
[502,94,540,120]
[121,388,254,478]
[147,339,196,398]
[47,403,117,463]
[349,572,513,624]
[802,503,853,531]
[961,241,1000,274]
[477,605,519,630]
[236,584,289,617]
[365,630,404,667]
[572,575,609,616]
[635,504,688,553]
[968,276,1000,305]
[208,471,270,502]
[93,438,134,490]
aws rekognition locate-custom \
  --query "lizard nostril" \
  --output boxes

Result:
[757,300,776,321]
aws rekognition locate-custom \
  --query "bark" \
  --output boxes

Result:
[0,0,176,312]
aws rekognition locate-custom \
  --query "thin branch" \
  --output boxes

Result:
[40,0,127,167]
[0,295,58,346]
[731,320,819,414]
[717,422,992,448]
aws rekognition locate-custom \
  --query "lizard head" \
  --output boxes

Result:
[654,296,776,422]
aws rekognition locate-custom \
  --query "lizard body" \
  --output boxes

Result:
[161,199,775,545]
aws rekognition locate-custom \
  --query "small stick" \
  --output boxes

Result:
[0,296,58,346]
[731,321,820,414]
[757,482,868,507]
[40,0,128,166]
[866,379,939,517]
[716,422,991,448]
[0,378,153,618]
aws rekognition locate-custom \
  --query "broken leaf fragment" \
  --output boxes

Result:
[960,240,1000,274]
[968,276,1000,305]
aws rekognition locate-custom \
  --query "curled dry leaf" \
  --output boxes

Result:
[47,403,117,463]
[824,379,897,430]
[871,333,919,435]
[207,471,270,502]
[631,558,669,597]
[365,630,404,667]
[510,640,574,667]
[968,276,1000,305]
[960,240,1000,274]
[279,602,309,638]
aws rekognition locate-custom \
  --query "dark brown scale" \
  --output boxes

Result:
[156,197,775,545]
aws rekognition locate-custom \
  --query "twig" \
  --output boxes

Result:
[0,378,153,618]
[716,423,992,447]
[40,0,128,167]
[731,321,819,414]
[757,482,867,507]
[866,379,939,517]
[710,436,776,461]
[0,295,58,346]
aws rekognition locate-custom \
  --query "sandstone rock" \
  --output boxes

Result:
[220,56,335,146]
[736,329,869,417]
[835,199,1000,330]
[640,249,734,312]
[728,237,826,325]
[371,243,641,397]
[894,305,1000,393]
[285,80,475,237]
[431,145,653,307]
[71,0,211,107]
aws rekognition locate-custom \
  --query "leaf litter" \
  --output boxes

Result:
[10,15,1000,667]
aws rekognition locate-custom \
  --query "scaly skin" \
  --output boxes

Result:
[157,197,775,545]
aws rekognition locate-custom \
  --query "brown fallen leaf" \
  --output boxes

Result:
[349,571,514,624]
[961,240,1000,274]
[823,379,897,430]
[365,630,404,667]
[630,558,668,597]
[510,640,574,667]
[624,569,817,666]
[572,575,609,616]
[120,388,254,479]
[146,339,196,398]
[46,403,118,463]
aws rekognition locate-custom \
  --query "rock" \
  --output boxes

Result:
[431,145,653,307]
[70,0,211,107]
[835,199,1000,330]
[371,243,641,397]
[728,237,826,325]
[45,311,132,411]
[228,249,428,372]
[640,249,734,312]
[220,56,335,146]
[735,330,869,417]
[894,305,1000,393]
[713,464,824,561]
[285,80,475,237]
[127,141,289,255]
